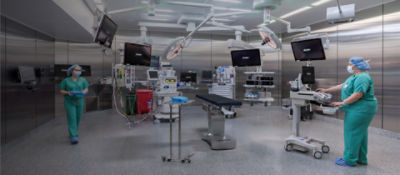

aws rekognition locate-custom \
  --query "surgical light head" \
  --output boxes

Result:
[258,26,281,50]
[163,37,192,60]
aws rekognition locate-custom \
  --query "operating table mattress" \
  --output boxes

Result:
[196,94,242,107]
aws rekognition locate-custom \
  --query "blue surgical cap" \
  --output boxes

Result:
[349,57,370,71]
[67,64,81,76]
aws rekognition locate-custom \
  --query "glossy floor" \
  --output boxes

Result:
[2,105,400,175]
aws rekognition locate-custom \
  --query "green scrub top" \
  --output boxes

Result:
[341,72,377,112]
[60,77,89,102]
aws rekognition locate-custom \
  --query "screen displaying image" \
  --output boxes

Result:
[231,49,261,67]
[124,43,152,66]
[150,56,160,67]
[291,38,326,61]
[180,72,197,83]
[94,15,118,48]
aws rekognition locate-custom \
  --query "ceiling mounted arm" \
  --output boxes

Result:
[274,17,311,34]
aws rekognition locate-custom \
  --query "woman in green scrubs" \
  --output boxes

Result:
[317,57,377,167]
[60,64,89,144]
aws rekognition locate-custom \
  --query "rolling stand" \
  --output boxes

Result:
[161,100,194,163]
[284,65,332,159]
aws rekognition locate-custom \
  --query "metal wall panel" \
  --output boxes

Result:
[337,6,384,127]
[281,2,400,133]
[383,1,400,132]
[4,18,37,142]
[1,16,6,144]
[35,33,55,126]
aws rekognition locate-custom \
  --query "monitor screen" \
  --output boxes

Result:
[94,15,118,48]
[291,38,326,61]
[180,72,197,83]
[18,66,36,82]
[124,43,152,66]
[231,49,261,67]
[202,70,213,80]
[147,70,159,80]
[150,56,160,67]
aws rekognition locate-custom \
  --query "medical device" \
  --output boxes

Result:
[208,66,236,118]
[94,14,117,48]
[284,39,334,159]
[153,62,180,121]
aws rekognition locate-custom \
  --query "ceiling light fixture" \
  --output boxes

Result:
[214,6,252,13]
[280,6,312,18]
[155,9,175,13]
[214,0,242,4]
[145,17,171,21]
[311,0,332,6]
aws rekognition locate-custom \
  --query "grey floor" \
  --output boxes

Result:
[2,104,400,175]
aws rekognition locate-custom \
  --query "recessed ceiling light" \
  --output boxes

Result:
[155,9,175,13]
[214,7,252,13]
[280,6,312,19]
[311,0,331,6]
[214,0,241,4]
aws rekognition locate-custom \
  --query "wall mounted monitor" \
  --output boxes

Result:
[231,49,261,67]
[180,72,197,83]
[150,56,160,67]
[94,15,118,48]
[291,38,326,61]
[54,64,91,77]
[124,42,152,66]
[18,66,36,83]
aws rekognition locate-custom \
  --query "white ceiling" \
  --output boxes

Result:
[101,0,394,34]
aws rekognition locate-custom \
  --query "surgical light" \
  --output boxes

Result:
[258,26,281,50]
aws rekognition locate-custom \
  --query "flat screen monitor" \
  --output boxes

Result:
[94,15,118,48]
[180,72,197,83]
[291,38,326,61]
[202,70,213,80]
[124,43,152,66]
[18,66,36,83]
[147,70,159,81]
[54,64,91,77]
[231,49,261,67]
[150,56,160,67]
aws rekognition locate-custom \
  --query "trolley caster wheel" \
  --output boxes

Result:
[162,156,166,162]
[181,160,185,163]
[187,160,191,163]
[314,151,323,159]
[167,158,172,162]
[284,144,293,152]
[322,145,330,153]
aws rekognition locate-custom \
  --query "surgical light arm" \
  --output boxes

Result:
[274,17,311,34]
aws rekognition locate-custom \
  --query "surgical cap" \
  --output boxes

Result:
[67,64,81,76]
[350,57,370,71]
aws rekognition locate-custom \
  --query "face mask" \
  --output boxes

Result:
[347,66,354,74]
[73,71,82,77]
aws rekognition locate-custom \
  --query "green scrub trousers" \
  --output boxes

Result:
[60,77,89,139]
[341,72,377,166]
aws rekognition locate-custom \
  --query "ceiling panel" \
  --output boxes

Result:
[102,0,394,35]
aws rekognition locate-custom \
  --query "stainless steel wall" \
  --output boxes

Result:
[1,17,55,144]
[281,1,400,132]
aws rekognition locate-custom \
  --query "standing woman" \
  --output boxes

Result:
[60,64,89,144]
[317,57,377,167]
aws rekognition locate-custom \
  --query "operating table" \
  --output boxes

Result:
[196,94,242,150]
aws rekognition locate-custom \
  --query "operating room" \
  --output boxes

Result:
[1,0,400,174]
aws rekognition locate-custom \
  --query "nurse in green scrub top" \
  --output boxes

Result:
[317,57,377,167]
[60,64,89,145]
